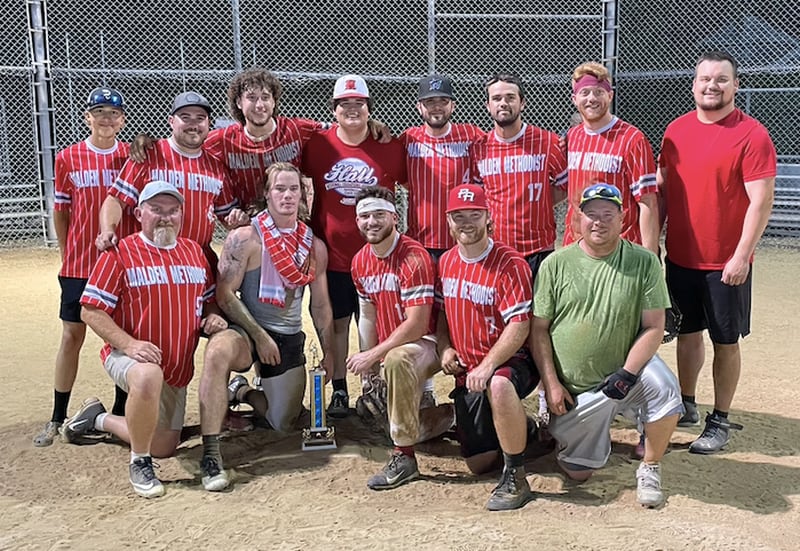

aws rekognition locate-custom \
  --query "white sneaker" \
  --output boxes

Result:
[129,457,165,498]
[636,462,664,508]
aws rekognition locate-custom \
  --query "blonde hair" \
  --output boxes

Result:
[248,162,310,221]
[571,62,612,85]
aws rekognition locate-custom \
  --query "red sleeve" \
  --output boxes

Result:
[628,134,658,199]
[742,125,777,182]
[400,248,435,308]
[497,256,532,324]
[111,157,148,208]
[54,151,71,211]
[80,249,125,314]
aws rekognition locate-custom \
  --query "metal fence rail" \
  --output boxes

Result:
[0,0,798,247]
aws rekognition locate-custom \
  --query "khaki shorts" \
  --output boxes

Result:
[104,349,186,431]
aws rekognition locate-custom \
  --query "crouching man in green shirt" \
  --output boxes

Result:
[531,183,682,508]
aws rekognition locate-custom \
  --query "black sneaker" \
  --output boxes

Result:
[227,375,251,407]
[200,455,230,492]
[129,456,165,498]
[689,413,743,454]
[677,400,700,427]
[327,390,350,419]
[367,452,419,490]
[486,467,534,511]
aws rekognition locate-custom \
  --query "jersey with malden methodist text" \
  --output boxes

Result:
[471,124,567,256]
[401,123,485,250]
[55,139,130,278]
[351,233,436,342]
[110,138,237,248]
[204,116,322,209]
[80,233,215,387]
[564,117,657,245]
[436,240,532,372]
[303,128,406,273]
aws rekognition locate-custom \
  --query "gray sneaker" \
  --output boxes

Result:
[636,462,664,508]
[689,413,742,454]
[486,467,534,511]
[61,397,106,443]
[200,455,230,492]
[677,400,700,427]
[367,452,419,490]
[33,421,62,447]
[327,390,350,419]
[129,456,165,498]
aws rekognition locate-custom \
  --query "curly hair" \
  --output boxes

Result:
[227,69,283,125]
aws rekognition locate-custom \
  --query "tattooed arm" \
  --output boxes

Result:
[308,237,334,380]
[216,225,281,365]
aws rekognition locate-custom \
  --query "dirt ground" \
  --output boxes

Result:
[1,245,799,551]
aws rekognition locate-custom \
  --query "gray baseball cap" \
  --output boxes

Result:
[170,91,212,115]
[138,180,184,206]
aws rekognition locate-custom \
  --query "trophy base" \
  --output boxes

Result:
[302,426,337,451]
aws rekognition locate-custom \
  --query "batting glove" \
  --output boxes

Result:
[599,368,639,400]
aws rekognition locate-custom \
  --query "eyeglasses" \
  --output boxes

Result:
[580,184,622,207]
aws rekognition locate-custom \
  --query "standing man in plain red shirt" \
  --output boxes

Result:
[658,50,776,454]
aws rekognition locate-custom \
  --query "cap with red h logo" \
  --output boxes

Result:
[446,184,488,213]
[333,74,370,99]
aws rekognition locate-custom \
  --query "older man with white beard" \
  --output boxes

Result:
[63,181,228,499]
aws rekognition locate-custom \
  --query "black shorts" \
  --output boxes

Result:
[525,249,553,284]
[665,258,752,344]
[326,270,359,320]
[231,325,306,378]
[58,276,88,323]
[449,350,539,458]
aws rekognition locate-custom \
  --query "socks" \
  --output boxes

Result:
[395,445,415,458]
[332,378,347,393]
[712,409,728,419]
[203,434,222,459]
[130,451,150,463]
[112,386,128,416]
[681,394,696,405]
[94,412,108,432]
[53,390,71,423]
[423,378,434,393]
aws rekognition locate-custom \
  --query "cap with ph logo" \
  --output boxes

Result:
[446,184,488,213]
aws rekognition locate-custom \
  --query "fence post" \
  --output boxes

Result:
[602,0,619,113]
[427,0,436,73]
[231,0,243,72]
[27,0,57,245]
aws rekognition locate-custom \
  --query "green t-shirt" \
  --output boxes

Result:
[533,240,670,394]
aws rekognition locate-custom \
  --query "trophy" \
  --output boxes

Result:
[302,344,337,451]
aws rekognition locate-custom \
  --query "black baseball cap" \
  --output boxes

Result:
[418,74,454,100]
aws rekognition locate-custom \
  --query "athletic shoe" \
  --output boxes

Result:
[200,455,230,492]
[61,397,106,443]
[33,421,62,447]
[129,456,165,498]
[486,467,534,511]
[689,413,742,454]
[419,390,437,409]
[636,462,664,507]
[677,400,700,427]
[227,375,251,407]
[367,452,419,490]
[327,390,349,419]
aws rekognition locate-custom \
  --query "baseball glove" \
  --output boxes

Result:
[663,304,682,344]
[355,372,388,424]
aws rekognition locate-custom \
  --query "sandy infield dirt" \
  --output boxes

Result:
[1,245,798,551]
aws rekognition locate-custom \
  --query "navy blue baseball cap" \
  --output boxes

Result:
[86,87,126,112]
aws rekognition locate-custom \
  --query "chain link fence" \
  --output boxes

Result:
[1,0,797,247]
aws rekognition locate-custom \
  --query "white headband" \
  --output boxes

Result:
[356,197,396,215]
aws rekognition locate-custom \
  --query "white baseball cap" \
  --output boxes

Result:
[333,74,370,100]
[138,180,184,206]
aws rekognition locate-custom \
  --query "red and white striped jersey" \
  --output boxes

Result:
[204,116,322,209]
[303,129,406,273]
[436,240,532,372]
[470,124,567,256]
[80,233,214,387]
[401,123,485,250]
[110,138,237,248]
[54,139,130,278]
[564,117,657,245]
[351,233,436,341]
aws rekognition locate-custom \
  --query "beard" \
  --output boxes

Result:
[153,225,177,247]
